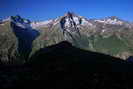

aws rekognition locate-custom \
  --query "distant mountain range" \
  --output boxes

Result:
[0,12,133,63]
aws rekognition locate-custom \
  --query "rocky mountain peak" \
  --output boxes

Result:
[10,15,31,29]
[64,12,77,17]
[10,15,31,24]
[107,16,120,20]
[1,13,133,63]
[60,12,82,38]
[95,16,124,25]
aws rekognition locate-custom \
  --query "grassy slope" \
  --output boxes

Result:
[89,35,130,57]
[30,25,133,60]
[31,25,65,56]
[0,21,132,63]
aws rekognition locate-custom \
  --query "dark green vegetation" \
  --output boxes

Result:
[88,35,133,58]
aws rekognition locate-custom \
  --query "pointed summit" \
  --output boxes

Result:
[104,16,120,20]
[10,15,31,29]
[64,11,79,18]
[109,16,119,20]
[105,16,123,22]
[11,15,31,24]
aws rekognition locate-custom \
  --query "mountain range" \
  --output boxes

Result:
[0,12,133,63]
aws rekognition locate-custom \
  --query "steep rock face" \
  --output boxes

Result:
[0,21,19,63]
[59,12,93,35]
[31,12,133,60]
[0,15,39,63]
[10,15,31,29]
[31,12,92,56]
[1,12,133,63]
[10,15,39,62]
[60,12,82,40]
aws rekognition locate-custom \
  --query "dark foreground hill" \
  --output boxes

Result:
[0,41,133,89]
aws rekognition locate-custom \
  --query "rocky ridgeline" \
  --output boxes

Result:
[0,12,133,63]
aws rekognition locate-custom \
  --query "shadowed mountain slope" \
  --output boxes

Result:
[11,22,39,61]
[0,41,133,89]
[1,13,133,63]
[29,41,130,72]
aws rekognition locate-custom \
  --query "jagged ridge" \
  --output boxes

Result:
[0,12,133,63]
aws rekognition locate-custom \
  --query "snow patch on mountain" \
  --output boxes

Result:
[31,20,54,28]
[82,18,93,26]
[1,13,132,31]
[95,18,124,25]
[10,15,32,29]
